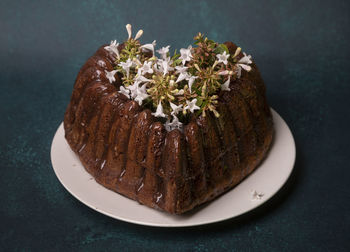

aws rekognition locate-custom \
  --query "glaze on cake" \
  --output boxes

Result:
[63,26,273,214]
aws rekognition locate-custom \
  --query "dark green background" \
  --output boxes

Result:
[1,0,349,251]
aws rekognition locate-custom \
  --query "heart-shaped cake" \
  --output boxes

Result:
[64,24,273,214]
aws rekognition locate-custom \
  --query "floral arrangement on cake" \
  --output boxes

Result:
[104,24,253,131]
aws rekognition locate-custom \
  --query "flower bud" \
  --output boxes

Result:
[194,64,201,72]
[126,24,132,39]
[233,47,241,58]
[213,110,220,118]
[134,29,143,40]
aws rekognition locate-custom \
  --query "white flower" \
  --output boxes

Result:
[237,52,252,73]
[126,24,132,39]
[158,57,174,76]
[156,46,170,59]
[175,65,188,73]
[104,40,120,59]
[236,53,252,78]
[216,51,230,65]
[218,70,232,76]
[134,74,151,83]
[184,98,200,113]
[179,45,193,65]
[140,40,157,56]
[165,115,183,131]
[126,81,139,99]
[126,80,150,104]
[221,76,230,91]
[251,190,264,201]
[140,61,153,75]
[239,63,252,71]
[118,86,130,98]
[118,58,133,78]
[134,84,149,105]
[152,101,167,118]
[176,72,189,83]
[104,70,118,83]
[186,75,198,92]
[238,53,252,65]
[175,65,189,83]
[170,102,183,116]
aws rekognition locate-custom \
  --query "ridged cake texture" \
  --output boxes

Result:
[64,41,273,214]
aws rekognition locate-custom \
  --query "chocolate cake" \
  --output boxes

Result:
[63,25,273,214]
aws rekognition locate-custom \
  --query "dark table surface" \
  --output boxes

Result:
[1,0,349,251]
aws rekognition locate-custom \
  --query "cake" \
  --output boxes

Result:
[63,24,273,214]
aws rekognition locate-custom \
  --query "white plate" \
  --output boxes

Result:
[51,108,295,227]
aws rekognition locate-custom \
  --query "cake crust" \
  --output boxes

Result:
[64,42,273,214]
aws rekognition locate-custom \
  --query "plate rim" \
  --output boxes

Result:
[51,108,295,227]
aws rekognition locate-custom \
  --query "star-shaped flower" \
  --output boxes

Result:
[170,102,183,116]
[152,101,167,118]
[104,70,118,83]
[165,115,183,131]
[118,85,130,98]
[158,57,174,76]
[251,190,264,201]
[140,40,157,56]
[179,45,193,65]
[184,98,200,113]
[126,81,140,99]
[156,45,170,59]
[221,76,231,91]
[104,40,120,59]
[216,51,230,65]
[134,84,149,105]
[118,58,133,78]
[140,61,153,75]
[175,66,189,83]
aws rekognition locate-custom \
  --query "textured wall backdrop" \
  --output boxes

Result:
[0,0,349,251]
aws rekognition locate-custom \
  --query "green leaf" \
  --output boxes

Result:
[196,97,203,106]
[201,100,209,108]
[171,49,180,61]
[174,58,182,65]
[214,44,229,54]
[221,44,229,54]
